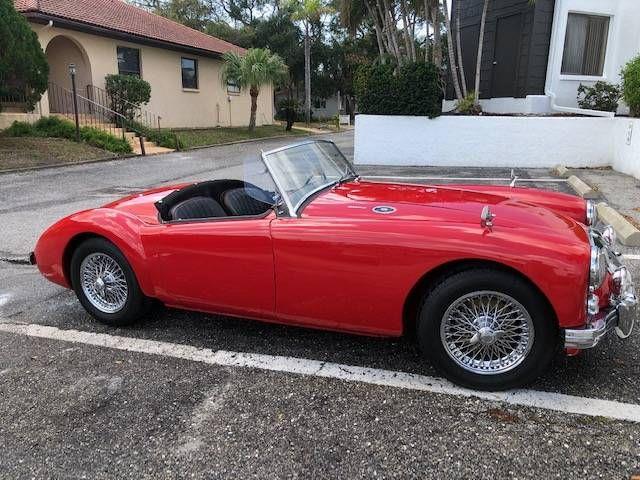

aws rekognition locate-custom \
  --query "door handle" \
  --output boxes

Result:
[493,61,498,65]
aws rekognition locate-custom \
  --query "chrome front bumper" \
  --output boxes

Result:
[564,227,637,349]
[565,301,636,349]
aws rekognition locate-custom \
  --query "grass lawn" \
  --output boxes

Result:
[0,137,117,171]
[174,124,306,149]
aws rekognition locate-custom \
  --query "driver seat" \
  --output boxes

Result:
[169,196,226,220]
[222,188,274,216]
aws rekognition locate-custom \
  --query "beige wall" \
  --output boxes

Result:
[30,23,274,128]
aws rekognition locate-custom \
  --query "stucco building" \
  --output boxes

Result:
[5,0,274,129]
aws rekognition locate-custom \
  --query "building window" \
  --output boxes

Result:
[561,13,610,76]
[227,79,240,94]
[181,57,198,89]
[117,47,141,76]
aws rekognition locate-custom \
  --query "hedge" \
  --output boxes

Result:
[354,62,442,118]
[3,116,132,154]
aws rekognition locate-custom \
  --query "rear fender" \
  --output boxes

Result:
[34,208,154,296]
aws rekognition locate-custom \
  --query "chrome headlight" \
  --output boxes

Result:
[601,225,616,247]
[589,246,607,288]
[586,200,597,226]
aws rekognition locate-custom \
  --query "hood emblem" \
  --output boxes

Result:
[373,206,396,214]
[480,205,495,228]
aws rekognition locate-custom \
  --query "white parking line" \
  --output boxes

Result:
[622,254,640,261]
[1,322,639,423]
[363,176,568,183]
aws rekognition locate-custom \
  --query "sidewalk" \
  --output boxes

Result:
[571,167,640,230]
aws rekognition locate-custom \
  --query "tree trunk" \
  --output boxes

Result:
[380,0,401,62]
[304,22,311,125]
[249,86,258,131]
[399,0,414,61]
[365,1,386,58]
[456,0,468,96]
[474,0,489,104]
[431,2,442,67]
[442,0,463,101]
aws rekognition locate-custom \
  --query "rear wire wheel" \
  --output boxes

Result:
[70,237,150,326]
[417,269,559,390]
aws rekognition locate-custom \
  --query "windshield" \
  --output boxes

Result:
[261,141,356,215]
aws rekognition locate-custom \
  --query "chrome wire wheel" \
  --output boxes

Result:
[79,252,128,314]
[440,291,534,375]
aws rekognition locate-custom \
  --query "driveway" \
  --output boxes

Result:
[1,131,639,479]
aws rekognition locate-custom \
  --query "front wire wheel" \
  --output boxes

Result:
[418,269,558,390]
[440,291,534,375]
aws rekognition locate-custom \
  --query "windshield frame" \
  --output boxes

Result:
[260,140,357,217]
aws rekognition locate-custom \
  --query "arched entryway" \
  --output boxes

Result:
[45,35,92,113]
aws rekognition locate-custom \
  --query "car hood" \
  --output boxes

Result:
[304,180,587,236]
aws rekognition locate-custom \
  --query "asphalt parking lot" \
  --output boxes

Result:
[1,131,639,479]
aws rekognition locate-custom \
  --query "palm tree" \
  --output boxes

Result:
[221,48,288,131]
[291,0,331,125]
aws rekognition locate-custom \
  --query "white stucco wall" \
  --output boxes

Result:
[546,0,640,113]
[612,118,640,178]
[354,114,616,168]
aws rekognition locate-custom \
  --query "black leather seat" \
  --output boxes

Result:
[221,188,274,216]
[169,196,227,220]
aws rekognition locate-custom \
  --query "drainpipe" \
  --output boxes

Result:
[545,88,615,118]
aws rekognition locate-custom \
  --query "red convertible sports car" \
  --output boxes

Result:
[32,140,636,390]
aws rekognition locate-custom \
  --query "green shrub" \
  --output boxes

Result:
[128,121,184,149]
[577,81,621,112]
[80,127,132,154]
[32,116,76,138]
[3,116,131,154]
[456,91,482,115]
[621,55,640,117]
[105,74,151,120]
[354,62,442,118]
[4,120,33,136]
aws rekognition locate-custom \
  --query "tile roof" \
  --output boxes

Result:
[15,0,245,56]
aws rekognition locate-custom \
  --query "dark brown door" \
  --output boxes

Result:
[491,14,522,98]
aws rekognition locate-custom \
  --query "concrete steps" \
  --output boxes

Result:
[51,113,174,156]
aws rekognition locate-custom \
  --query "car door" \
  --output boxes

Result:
[270,216,409,335]
[145,213,276,320]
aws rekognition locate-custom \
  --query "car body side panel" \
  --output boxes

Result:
[271,216,589,336]
[140,214,276,319]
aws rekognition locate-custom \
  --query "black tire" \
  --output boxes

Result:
[417,269,559,391]
[70,237,151,326]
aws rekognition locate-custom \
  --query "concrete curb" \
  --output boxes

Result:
[554,165,570,178]
[596,203,640,247]
[567,175,599,199]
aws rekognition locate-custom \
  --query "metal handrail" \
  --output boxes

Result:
[48,81,131,140]
[86,84,161,132]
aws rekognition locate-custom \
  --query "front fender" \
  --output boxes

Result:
[34,208,155,297]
